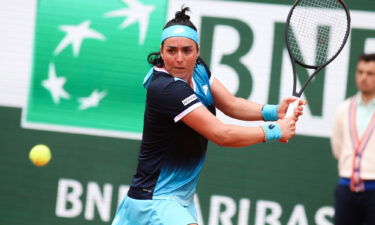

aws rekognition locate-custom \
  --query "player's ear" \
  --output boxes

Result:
[160,45,164,59]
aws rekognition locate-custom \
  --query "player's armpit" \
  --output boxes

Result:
[210,78,237,113]
[210,78,262,121]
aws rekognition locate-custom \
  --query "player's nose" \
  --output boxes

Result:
[175,51,184,62]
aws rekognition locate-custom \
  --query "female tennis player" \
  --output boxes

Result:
[112,6,305,225]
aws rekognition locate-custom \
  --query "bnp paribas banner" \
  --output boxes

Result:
[1,0,373,225]
[23,0,168,139]
[23,0,375,139]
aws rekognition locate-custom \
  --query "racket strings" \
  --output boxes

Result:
[287,0,349,67]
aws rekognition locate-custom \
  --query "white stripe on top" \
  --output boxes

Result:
[174,102,203,122]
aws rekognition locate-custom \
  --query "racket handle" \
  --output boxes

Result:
[285,97,300,118]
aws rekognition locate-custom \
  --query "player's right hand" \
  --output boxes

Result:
[277,117,296,142]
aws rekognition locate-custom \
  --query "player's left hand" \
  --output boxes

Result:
[278,97,306,120]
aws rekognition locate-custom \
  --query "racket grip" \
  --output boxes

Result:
[285,97,300,118]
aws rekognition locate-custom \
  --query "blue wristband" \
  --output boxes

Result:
[262,123,282,142]
[261,104,279,121]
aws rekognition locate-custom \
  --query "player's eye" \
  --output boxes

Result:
[183,48,192,54]
[167,49,175,54]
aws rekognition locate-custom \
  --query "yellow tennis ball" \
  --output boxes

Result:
[29,144,51,167]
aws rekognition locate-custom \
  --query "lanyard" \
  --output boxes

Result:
[348,96,375,191]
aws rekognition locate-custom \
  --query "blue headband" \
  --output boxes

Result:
[161,25,199,45]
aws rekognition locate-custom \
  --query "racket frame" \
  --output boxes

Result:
[284,0,351,98]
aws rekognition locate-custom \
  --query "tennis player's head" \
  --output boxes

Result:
[148,6,200,78]
[356,53,375,95]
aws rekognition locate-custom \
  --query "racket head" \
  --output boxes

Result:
[285,0,351,69]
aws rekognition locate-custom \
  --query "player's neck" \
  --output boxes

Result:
[172,73,193,88]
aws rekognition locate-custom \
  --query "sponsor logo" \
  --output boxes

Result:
[203,84,208,95]
[142,188,152,193]
[23,0,167,139]
[174,27,185,33]
[182,94,197,106]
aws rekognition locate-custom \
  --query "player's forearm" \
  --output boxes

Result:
[219,97,263,121]
[210,124,265,147]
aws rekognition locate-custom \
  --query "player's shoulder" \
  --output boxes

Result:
[194,58,211,79]
[193,58,215,87]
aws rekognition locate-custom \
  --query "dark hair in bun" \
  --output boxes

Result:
[147,6,199,67]
[163,6,197,31]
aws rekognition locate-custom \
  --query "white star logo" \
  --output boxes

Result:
[54,20,106,57]
[78,90,107,110]
[104,0,155,45]
[42,63,71,104]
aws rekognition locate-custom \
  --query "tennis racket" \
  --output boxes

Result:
[284,0,351,117]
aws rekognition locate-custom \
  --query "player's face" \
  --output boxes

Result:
[160,37,199,80]
[355,60,375,96]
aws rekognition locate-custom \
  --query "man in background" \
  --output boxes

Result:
[331,53,375,225]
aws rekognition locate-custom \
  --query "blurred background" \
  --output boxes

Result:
[1,0,375,224]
